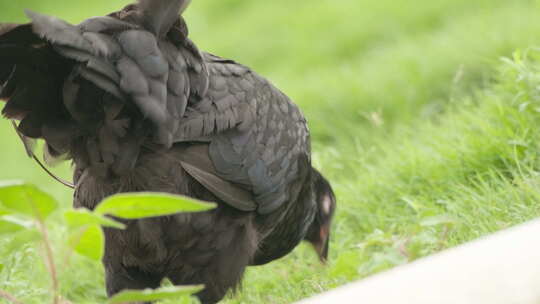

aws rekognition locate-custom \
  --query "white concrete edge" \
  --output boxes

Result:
[297,218,540,304]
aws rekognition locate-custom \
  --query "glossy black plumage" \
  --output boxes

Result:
[0,1,336,303]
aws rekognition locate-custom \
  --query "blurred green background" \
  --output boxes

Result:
[3,0,540,303]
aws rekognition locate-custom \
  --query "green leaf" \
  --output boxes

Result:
[0,207,10,216]
[65,209,126,230]
[0,216,33,235]
[0,220,24,235]
[108,285,204,304]
[95,192,216,219]
[0,181,58,219]
[69,225,104,261]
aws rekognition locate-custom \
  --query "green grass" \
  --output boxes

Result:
[3,0,540,303]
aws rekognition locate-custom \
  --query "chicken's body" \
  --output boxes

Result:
[0,1,336,303]
[73,54,318,303]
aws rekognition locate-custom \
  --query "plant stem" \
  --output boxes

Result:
[37,219,60,304]
[0,289,25,304]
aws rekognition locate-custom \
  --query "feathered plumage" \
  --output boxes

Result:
[0,1,336,303]
[138,0,191,36]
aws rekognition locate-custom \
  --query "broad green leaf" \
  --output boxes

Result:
[0,215,34,235]
[108,285,204,304]
[0,217,27,235]
[69,225,104,261]
[0,181,58,219]
[95,192,216,219]
[0,206,10,216]
[65,209,126,230]
[0,263,3,273]
[420,215,456,227]
[1,215,33,229]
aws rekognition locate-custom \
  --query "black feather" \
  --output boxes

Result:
[0,23,39,44]
[82,32,122,59]
[79,16,137,33]
[1,4,336,304]
[26,10,92,50]
[137,0,191,36]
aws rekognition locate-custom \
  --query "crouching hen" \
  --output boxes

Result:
[0,0,336,303]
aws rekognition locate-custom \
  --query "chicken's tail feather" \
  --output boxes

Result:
[138,0,191,37]
[0,20,140,179]
[0,24,69,128]
[0,3,206,179]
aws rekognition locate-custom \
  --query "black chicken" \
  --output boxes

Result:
[0,1,336,303]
